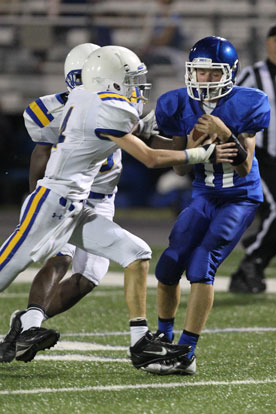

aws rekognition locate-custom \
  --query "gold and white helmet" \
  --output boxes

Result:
[82,45,151,102]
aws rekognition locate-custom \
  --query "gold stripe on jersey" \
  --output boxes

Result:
[98,92,131,103]
[0,187,48,266]
[29,101,52,127]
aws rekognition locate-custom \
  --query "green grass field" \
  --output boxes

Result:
[0,247,276,414]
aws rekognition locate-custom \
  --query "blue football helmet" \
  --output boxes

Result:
[185,36,239,101]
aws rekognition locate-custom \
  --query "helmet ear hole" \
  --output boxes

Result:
[113,83,121,91]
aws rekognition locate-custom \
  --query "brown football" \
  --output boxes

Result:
[191,128,206,142]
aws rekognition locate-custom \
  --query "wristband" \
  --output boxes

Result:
[184,144,216,164]
[226,134,247,165]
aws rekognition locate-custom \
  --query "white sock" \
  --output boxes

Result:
[130,326,148,347]
[20,309,45,332]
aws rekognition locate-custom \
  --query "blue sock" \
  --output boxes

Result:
[158,317,175,341]
[178,330,199,358]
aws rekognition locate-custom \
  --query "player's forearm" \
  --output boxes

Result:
[146,135,173,150]
[171,135,192,175]
[105,132,217,168]
[230,134,255,177]
[233,160,250,177]
[232,147,253,177]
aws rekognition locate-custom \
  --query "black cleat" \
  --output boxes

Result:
[129,330,191,369]
[142,354,196,375]
[229,259,266,294]
[0,310,25,363]
[15,327,60,363]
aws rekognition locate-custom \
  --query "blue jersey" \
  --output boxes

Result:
[156,86,270,202]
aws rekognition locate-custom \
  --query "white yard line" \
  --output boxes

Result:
[0,378,275,395]
[7,269,276,293]
[0,339,275,396]
[1,326,276,340]
[36,354,129,362]
[60,326,276,337]
[53,341,128,351]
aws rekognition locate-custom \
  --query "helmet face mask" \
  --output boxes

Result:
[65,69,82,90]
[185,36,239,101]
[123,67,151,102]
[64,43,100,90]
[82,46,152,102]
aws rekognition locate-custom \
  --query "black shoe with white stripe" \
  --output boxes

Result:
[15,327,60,363]
[129,330,191,369]
[0,310,26,363]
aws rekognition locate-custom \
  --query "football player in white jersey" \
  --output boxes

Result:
[0,43,156,364]
[0,45,236,370]
[0,43,123,363]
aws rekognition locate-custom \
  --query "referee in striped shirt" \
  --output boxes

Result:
[229,25,276,293]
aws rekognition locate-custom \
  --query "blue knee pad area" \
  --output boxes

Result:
[185,246,218,284]
[155,248,183,285]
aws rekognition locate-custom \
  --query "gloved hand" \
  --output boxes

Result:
[136,110,159,139]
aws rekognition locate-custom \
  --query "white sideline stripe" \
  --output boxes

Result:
[60,326,276,337]
[54,341,127,351]
[36,354,129,363]
[0,379,276,395]
[1,326,276,340]
[0,291,124,299]
[11,269,276,293]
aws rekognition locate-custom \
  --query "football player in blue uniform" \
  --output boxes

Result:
[143,36,270,375]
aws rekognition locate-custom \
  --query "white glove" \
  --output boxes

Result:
[137,110,159,139]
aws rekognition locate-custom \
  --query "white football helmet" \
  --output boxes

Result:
[64,43,100,90]
[81,45,151,102]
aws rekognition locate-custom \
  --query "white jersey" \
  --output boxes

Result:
[0,88,151,291]
[24,92,66,145]
[38,87,139,200]
[23,90,123,196]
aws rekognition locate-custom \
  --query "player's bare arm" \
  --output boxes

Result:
[104,132,237,168]
[144,134,173,150]
[172,135,192,176]
[29,143,52,192]
[234,133,256,176]
[172,132,230,176]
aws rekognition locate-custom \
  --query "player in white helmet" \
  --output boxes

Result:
[0,42,156,364]
[0,43,107,363]
[0,44,236,369]
[64,43,100,90]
